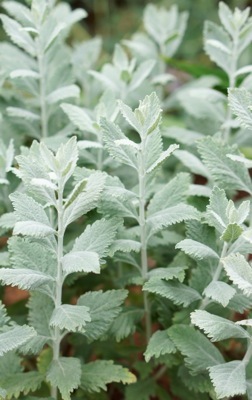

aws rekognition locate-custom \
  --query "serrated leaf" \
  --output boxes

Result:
[109,239,141,256]
[0,325,36,356]
[222,253,252,296]
[197,137,252,194]
[13,221,56,237]
[206,186,229,233]
[147,173,191,215]
[78,289,128,341]
[147,266,187,283]
[168,325,224,375]
[7,107,40,121]
[80,360,136,392]
[0,268,54,290]
[47,357,81,400]
[108,307,144,342]
[228,292,252,313]
[204,21,231,74]
[147,144,179,173]
[236,319,252,327]
[0,372,44,399]
[63,172,105,227]
[47,85,80,105]
[0,14,36,56]
[203,281,236,307]
[209,361,246,399]
[49,305,90,332]
[62,251,100,275]
[61,104,97,135]
[174,149,210,179]
[73,218,121,260]
[176,239,219,261]
[191,310,249,342]
[28,292,54,338]
[10,192,51,225]
[129,59,156,92]
[221,223,243,242]
[101,118,138,169]
[144,330,176,362]
[228,88,252,130]
[0,302,10,328]
[143,280,201,307]
[147,204,200,239]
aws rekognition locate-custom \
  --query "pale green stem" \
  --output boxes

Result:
[51,182,64,399]
[37,43,48,139]
[223,31,239,143]
[199,241,229,310]
[138,138,152,343]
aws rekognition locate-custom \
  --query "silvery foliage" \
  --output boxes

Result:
[0,137,136,399]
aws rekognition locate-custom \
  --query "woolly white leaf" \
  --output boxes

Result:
[31,178,57,190]
[204,21,231,74]
[109,240,141,256]
[147,266,187,283]
[44,22,66,50]
[0,325,36,356]
[228,88,252,130]
[0,371,44,399]
[198,137,252,194]
[0,268,54,290]
[108,307,143,342]
[147,144,178,173]
[222,253,252,296]
[209,361,246,399]
[10,69,40,79]
[147,173,191,214]
[203,281,236,307]
[227,154,252,168]
[206,186,229,233]
[47,85,80,105]
[78,141,102,150]
[61,103,97,135]
[73,218,121,260]
[144,330,176,362]
[49,305,91,332]
[191,310,249,342]
[168,324,224,374]
[7,107,40,121]
[13,221,56,237]
[236,319,252,327]
[80,360,136,392]
[129,59,156,92]
[63,172,105,227]
[10,192,51,225]
[62,251,100,275]
[147,204,200,238]
[78,289,128,341]
[143,280,201,307]
[47,357,81,400]
[176,239,219,261]
[0,14,36,56]
[173,149,210,179]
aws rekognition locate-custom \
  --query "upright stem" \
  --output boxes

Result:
[37,42,48,139]
[223,31,239,143]
[51,183,64,399]
[138,139,152,343]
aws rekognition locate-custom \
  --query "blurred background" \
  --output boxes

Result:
[1,1,251,56]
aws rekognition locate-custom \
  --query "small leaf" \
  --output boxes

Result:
[80,360,136,393]
[144,330,176,362]
[221,223,243,242]
[13,221,56,237]
[203,281,236,307]
[222,253,252,296]
[0,268,54,290]
[47,85,80,105]
[176,239,219,261]
[47,357,81,400]
[0,325,36,356]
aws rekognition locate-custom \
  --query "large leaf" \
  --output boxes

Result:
[80,360,136,392]
[49,305,91,332]
[77,289,128,341]
[0,268,54,291]
[46,357,81,400]
[191,310,249,342]
[228,88,252,130]
[168,325,225,375]
[0,372,44,399]
[209,361,246,399]
[203,281,236,307]
[143,280,201,307]
[176,239,219,261]
[197,137,252,194]
[62,251,100,275]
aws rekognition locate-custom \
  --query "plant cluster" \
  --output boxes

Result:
[1,1,252,399]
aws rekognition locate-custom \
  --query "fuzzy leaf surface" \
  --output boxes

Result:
[176,239,219,261]
[0,372,44,399]
[78,289,128,340]
[50,305,91,332]
[168,325,224,374]
[203,281,236,307]
[191,310,249,342]
[62,251,100,275]
[209,361,246,399]
[144,330,176,362]
[80,360,136,392]
[222,253,252,296]
[47,357,81,400]
[143,280,201,306]
[0,325,36,356]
